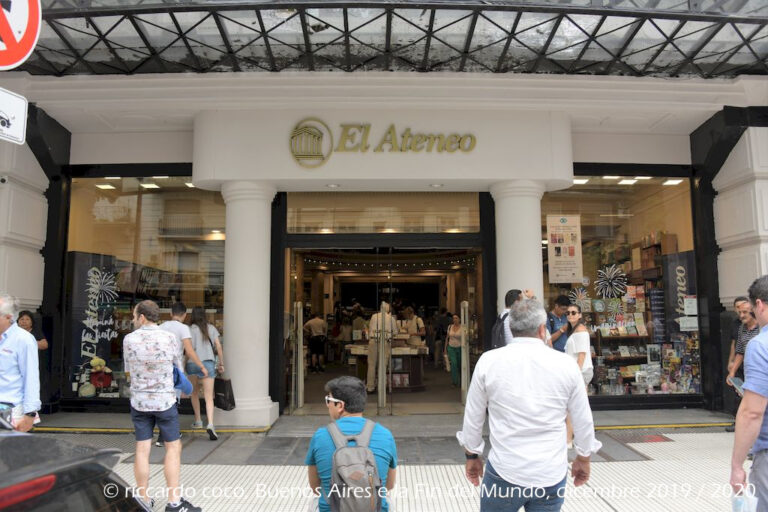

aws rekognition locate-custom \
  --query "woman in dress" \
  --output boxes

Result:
[564,303,593,445]
[445,314,463,387]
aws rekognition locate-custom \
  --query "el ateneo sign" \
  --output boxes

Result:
[290,117,477,169]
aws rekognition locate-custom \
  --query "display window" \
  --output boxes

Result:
[65,177,225,399]
[541,176,700,396]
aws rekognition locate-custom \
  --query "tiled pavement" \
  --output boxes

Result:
[35,426,738,511]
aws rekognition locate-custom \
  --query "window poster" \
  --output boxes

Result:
[547,215,584,284]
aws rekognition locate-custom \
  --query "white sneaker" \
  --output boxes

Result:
[191,420,203,429]
[207,424,218,441]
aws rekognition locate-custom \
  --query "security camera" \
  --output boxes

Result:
[0,176,7,184]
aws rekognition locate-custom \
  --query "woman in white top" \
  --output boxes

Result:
[564,303,593,446]
[564,304,593,386]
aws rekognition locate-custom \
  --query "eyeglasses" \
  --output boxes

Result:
[324,395,344,406]
[566,311,580,316]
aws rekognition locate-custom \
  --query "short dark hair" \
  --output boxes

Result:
[748,276,768,308]
[505,289,522,308]
[324,376,367,414]
[554,295,571,307]
[17,310,35,328]
[734,296,749,306]
[135,300,160,323]
[171,302,186,316]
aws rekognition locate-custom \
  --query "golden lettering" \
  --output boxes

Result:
[460,135,476,152]
[374,124,400,152]
[336,124,363,152]
[400,128,412,153]
[411,134,426,152]
[445,134,460,153]
[361,124,371,152]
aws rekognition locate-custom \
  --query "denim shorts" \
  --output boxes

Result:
[130,404,180,442]
[186,360,216,379]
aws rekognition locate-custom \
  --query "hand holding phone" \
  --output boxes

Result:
[729,376,745,397]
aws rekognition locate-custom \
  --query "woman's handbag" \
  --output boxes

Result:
[214,376,236,411]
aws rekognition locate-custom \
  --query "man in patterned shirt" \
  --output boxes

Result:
[124,300,201,512]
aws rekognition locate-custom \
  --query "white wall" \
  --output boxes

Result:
[713,127,768,307]
[0,144,48,309]
[70,132,193,164]
[572,132,691,165]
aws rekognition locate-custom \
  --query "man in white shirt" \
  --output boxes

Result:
[367,303,397,393]
[157,301,207,446]
[457,298,602,511]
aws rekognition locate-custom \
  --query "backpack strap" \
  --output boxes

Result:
[326,420,376,449]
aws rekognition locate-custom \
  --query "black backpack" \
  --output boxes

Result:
[490,312,509,349]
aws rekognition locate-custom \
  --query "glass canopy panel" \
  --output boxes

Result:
[14,2,766,77]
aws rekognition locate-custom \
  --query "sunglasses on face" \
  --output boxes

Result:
[566,311,580,316]
[324,395,344,406]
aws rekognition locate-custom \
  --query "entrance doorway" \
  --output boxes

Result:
[284,247,483,415]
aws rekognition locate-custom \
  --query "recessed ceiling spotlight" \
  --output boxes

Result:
[634,176,652,180]
[153,176,169,179]
[140,183,160,189]
[573,179,589,185]
[326,184,340,189]
[663,179,683,186]
[185,183,195,188]
[603,176,620,180]
[429,184,444,188]
[542,240,549,245]
[619,179,637,185]
[96,184,116,190]
[319,228,334,234]
[104,177,121,180]
[211,230,221,234]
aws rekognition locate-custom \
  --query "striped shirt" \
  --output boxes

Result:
[736,323,760,356]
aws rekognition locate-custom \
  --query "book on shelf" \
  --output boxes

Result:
[619,346,631,357]
[618,326,628,336]
[600,327,611,337]
[626,325,638,336]
[609,328,620,337]
[628,346,639,356]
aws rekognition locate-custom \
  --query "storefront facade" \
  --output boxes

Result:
[0,2,766,426]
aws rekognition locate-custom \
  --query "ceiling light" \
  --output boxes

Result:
[619,179,637,185]
[634,176,652,180]
[603,176,620,180]
[326,184,340,189]
[211,230,221,234]
[96,184,116,190]
[104,177,120,180]
[153,176,169,179]
[185,183,195,188]
[140,183,160,189]
[663,179,683,186]
[429,184,444,188]
[381,228,397,233]
[542,240,548,245]
[573,179,589,185]
[444,228,462,233]
[319,228,334,234]
[599,213,634,218]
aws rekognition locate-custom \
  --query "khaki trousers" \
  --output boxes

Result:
[366,339,390,392]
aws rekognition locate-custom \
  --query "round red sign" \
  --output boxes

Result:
[0,0,41,71]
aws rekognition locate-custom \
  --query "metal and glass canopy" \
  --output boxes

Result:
[17,1,768,77]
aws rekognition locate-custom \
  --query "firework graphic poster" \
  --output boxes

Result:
[546,215,583,284]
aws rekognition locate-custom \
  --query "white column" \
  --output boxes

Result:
[0,144,48,309]
[714,127,768,307]
[490,180,546,312]
[218,181,279,427]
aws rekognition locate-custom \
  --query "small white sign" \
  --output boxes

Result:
[679,316,699,332]
[0,88,27,145]
[684,295,697,316]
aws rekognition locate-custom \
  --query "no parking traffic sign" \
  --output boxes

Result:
[0,0,41,71]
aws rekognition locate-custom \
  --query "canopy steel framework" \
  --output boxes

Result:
[13,1,768,77]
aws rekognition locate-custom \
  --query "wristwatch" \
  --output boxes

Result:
[465,453,479,460]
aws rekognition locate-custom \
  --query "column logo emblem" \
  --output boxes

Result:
[290,117,333,169]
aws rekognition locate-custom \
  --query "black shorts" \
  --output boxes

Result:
[130,404,180,442]
[309,336,325,356]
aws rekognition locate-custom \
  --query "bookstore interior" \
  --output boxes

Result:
[60,175,700,406]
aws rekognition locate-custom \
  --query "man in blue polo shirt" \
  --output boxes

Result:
[306,376,397,512]
[731,275,768,507]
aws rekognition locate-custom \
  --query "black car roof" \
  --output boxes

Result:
[0,433,121,488]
